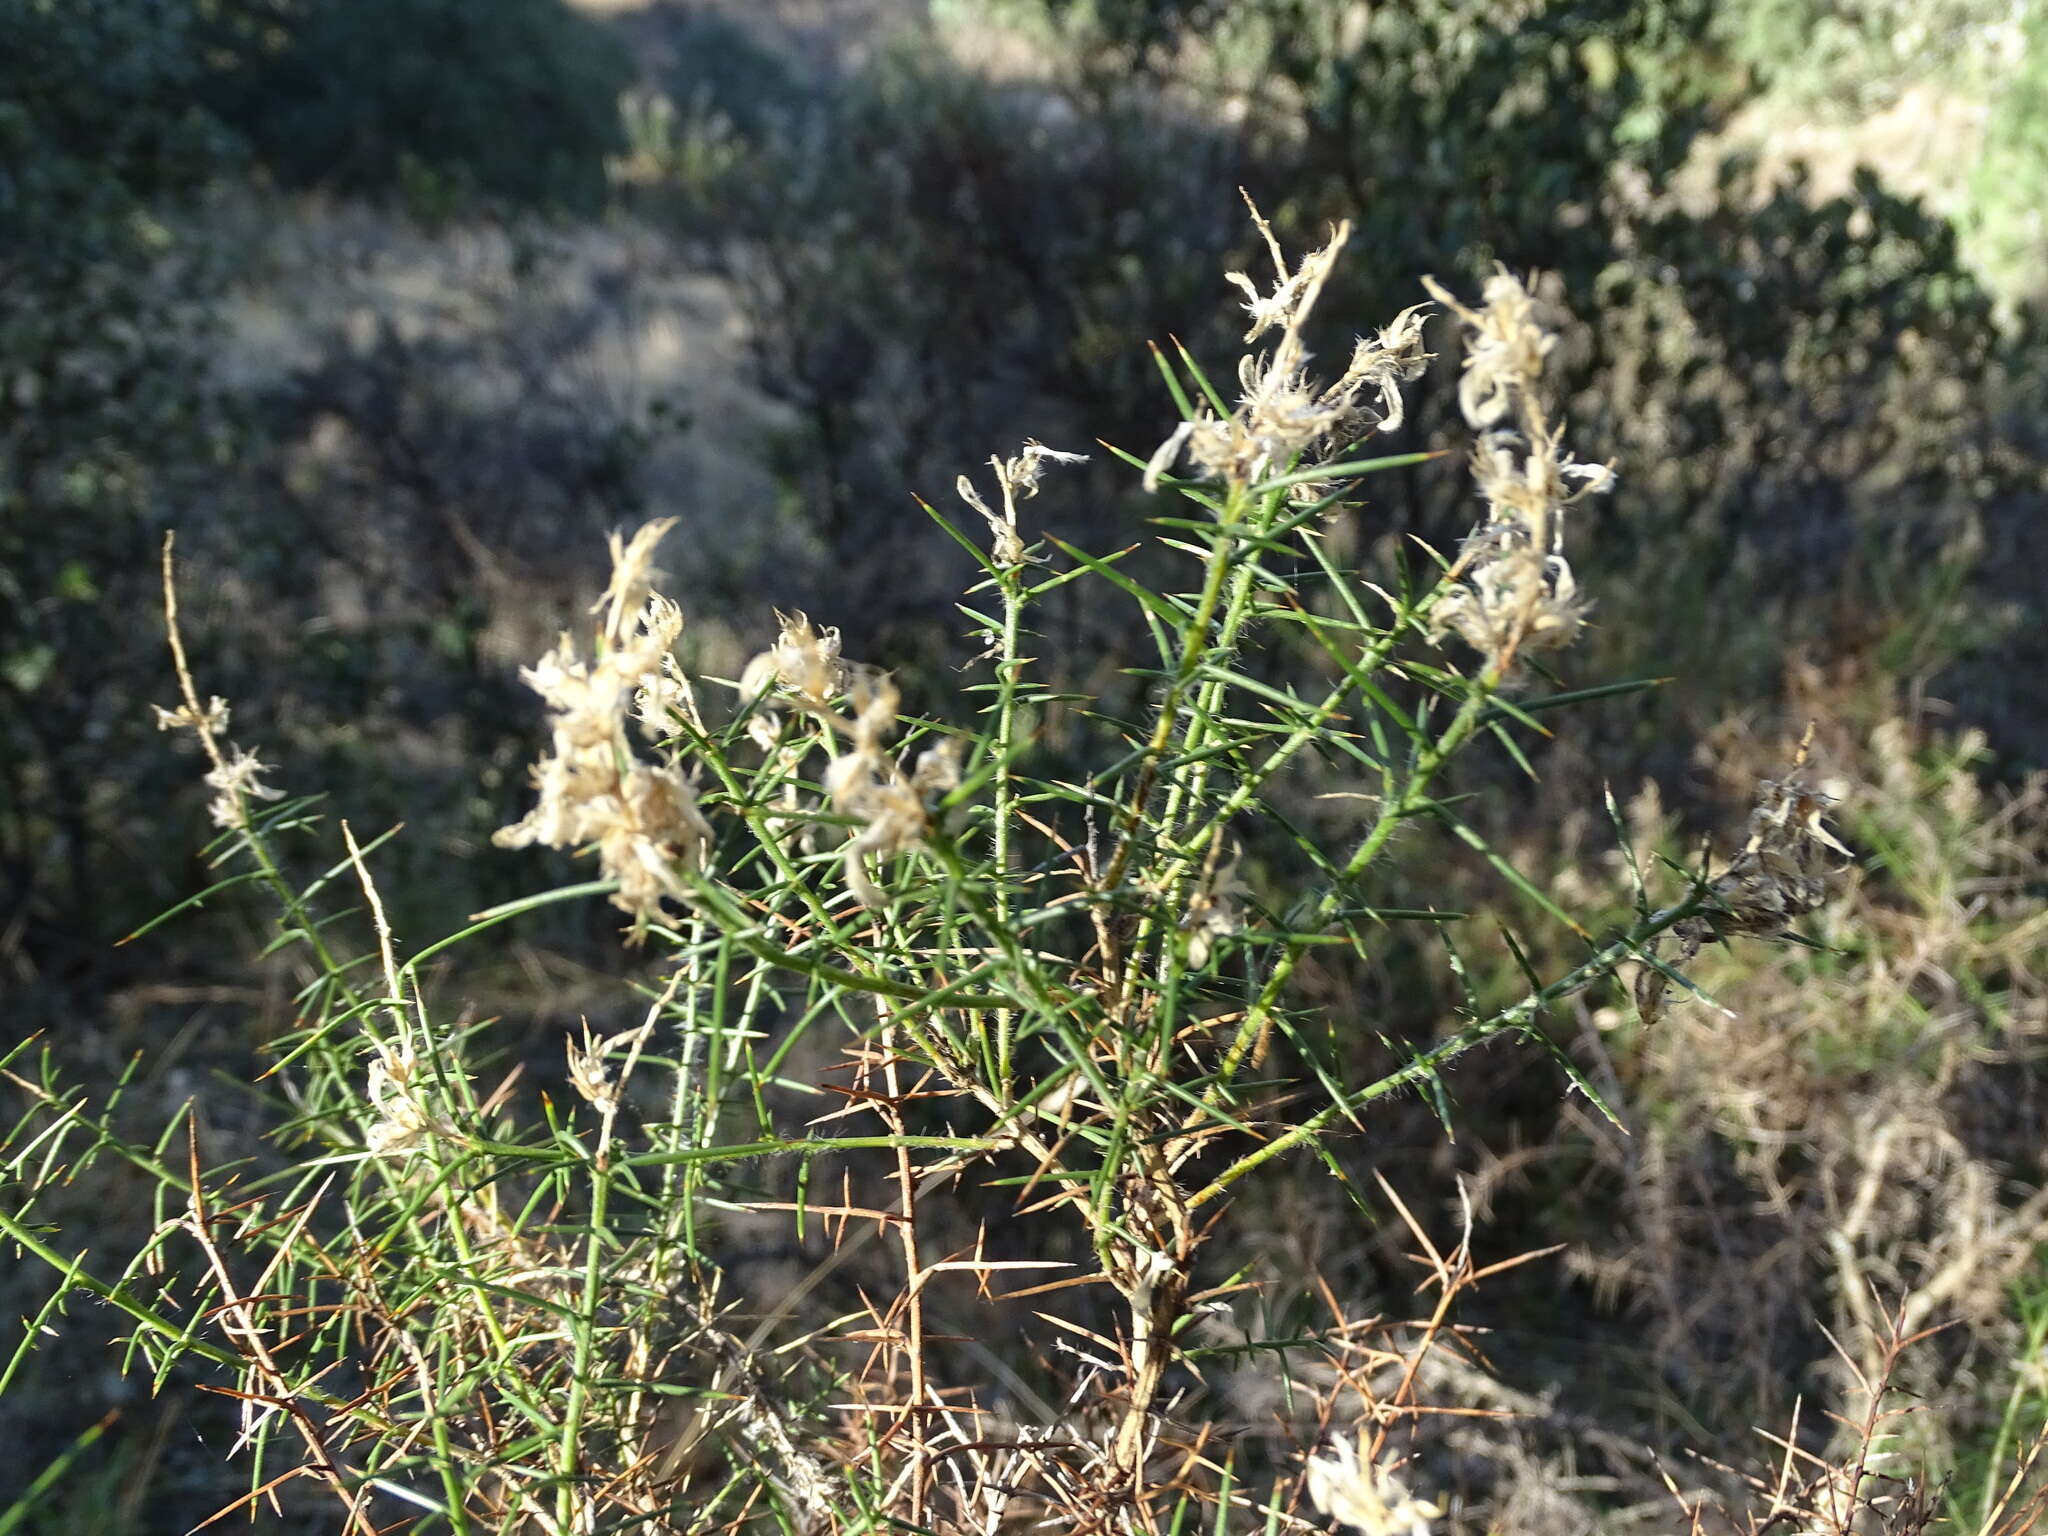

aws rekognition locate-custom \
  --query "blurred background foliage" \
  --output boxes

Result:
[4,0,2047,1523]
[196,0,633,210]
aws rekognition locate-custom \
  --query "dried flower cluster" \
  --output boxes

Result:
[955,439,1088,567]
[1637,731,1856,1023]
[1304,1431,1444,1536]
[1423,268,1613,676]
[1180,836,1247,967]
[741,609,846,720]
[1145,195,1429,494]
[565,1018,629,1117]
[824,673,961,909]
[736,611,961,907]
[151,694,229,737]
[153,694,286,830]
[493,519,714,932]
[200,744,286,830]
[1701,773,1855,937]
[363,1039,459,1158]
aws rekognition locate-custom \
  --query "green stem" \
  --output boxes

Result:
[0,1209,241,1371]
[556,1156,610,1529]
[1191,893,1707,1207]
[992,571,1027,1092]
[1098,482,1249,904]
[1209,681,1496,1093]
[680,872,1014,1011]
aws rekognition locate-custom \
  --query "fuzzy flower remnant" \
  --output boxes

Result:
[495,519,713,933]
[1305,1432,1443,1536]
[1145,194,1430,496]
[1422,268,1613,677]
[1636,729,1854,1024]
[955,439,1088,568]
[736,613,962,910]
[363,1040,459,1159]
[152,694,285,829]
[824,673,961,909]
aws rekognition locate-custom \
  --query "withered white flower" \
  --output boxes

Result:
[153,676,285,834]
[957,439,1088,569]
[955,476,1021,568]
[202,745,285,829]
[822,674,961,909]
[565,1016,652,1118]
[1423,267,1556,430]
[1182,838,1249,968]
[363,1041,460,1159]
[1304,1432,1443,1536]
[635,647,703,740]
[619,593,688,725]
[1428,538,1588,662]
[1321,304,1434,439]
[1227,193,1349,352]
[152,696,230,735]
[591,518,678,650]
[1468,424,1614,539]
[740,610,845,710]
[565,1022,617,1116]
[600,764,715,920]
[1000,439,1089,496]
[1146,199,1429,496]
[1422,269,1613,677]
[496,520,715,933]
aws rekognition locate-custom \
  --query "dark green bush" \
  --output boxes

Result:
[200,0,632,211]
[661,11,804,145]
[0,0,243,979]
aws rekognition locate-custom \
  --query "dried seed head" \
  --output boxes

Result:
[202,745,285,829]
[497,519,714,933]
[740,610,845,708]
[1636,729,1854,1024]
[1705,769,1853,938]
[1148,199,1428,497]
[1423,271,1612,677]
[1304,1433,1443,1536]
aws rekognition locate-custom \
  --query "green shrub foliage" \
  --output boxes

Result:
[200,0,632,210]
[0,0,242,973]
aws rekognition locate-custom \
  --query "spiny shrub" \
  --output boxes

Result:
[9,202,1982,1536]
